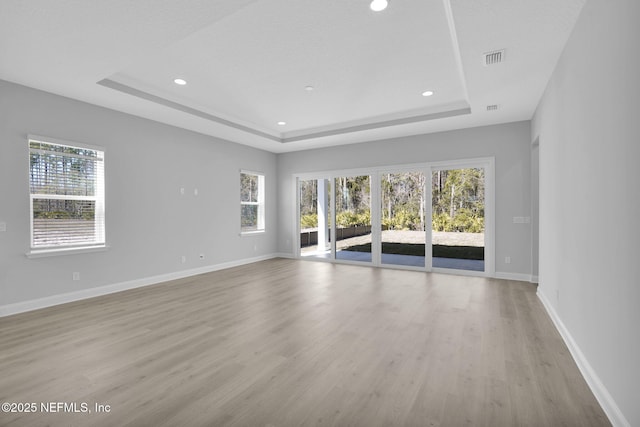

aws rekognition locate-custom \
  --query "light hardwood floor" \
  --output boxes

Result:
[0,258,609,426]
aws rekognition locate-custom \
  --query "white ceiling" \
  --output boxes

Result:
[0,0,586,153]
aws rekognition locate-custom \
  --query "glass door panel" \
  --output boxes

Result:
[334,175,372,263]
[431,168,485,271]
[299,178,331,259]
[380,172,426,267]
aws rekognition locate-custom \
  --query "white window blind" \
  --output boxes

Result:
[29,137,105,250]
[240,171,265,233]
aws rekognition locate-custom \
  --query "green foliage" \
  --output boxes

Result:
[34,211,72,219]
[355,210,371,227]
[336,210,370,227]
[336,211,356,227]
[382,206,422,230]
[300,213,318,229]
[432,209,484,233]
[432,212,451,232]
[33,210,94,220]
[299,168,485,233]
[432,168,484,218]
[302,210,372,229]
[451,208,484,233]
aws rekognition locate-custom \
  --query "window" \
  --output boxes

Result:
[240,171,265,233]
[28,136,105,252]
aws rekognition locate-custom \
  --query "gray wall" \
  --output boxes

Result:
[0,80,278,308]
[277,121,533,278]
[532,0,640,425]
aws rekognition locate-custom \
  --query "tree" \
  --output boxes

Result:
[381,172,425,231]
[432,168,485,233]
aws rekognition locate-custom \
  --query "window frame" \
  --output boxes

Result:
[27,135,106,257]
[292,157,495,276]
[240,170,265,235]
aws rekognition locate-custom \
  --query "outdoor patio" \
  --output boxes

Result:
[301,230,485,271]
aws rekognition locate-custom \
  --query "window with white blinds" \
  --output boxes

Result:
[28,137,105,251]
[240,171,265,233]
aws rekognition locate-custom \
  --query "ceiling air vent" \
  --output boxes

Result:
[486,104,499,111]
[483,49,505,66]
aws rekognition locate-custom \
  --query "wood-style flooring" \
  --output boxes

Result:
[0,258,610,426]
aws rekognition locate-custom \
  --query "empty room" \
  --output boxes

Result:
[0,0,638,426]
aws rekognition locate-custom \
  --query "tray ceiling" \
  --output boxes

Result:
[0,0,586,152]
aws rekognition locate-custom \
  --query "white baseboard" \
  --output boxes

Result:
[530,274,539,283]
[274,252,295,259]
[0,253,281,317]
[494,271,533,282]
[537,289,630,427]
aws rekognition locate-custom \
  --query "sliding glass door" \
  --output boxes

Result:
[335,175,372,263]
[380,171,426,267]
[299,178,331,259]
[295,158,494,276]
[431,167,485,272]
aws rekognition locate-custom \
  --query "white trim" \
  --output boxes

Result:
[0,253,280,317]
[26,245,109,259]
[441,0,470,102]
[428,157,493,171]
[28,136,106,251]
[537,289,630,427]
[294,176,301,256]
[370,172,381,266]
[239,230,266,237]
[294,162,444,181]
[530,275,539,283]
[274,252,295,259]
[240,170,266,233]
[493,271,533,282]
[239,168,265,176]
[31,194,100,202]
[28,134,106,153]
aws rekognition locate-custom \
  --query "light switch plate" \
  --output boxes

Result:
[0,222,6,232]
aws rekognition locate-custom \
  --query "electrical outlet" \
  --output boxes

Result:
[73,272,80,281]
[505,256,511,264]
[254,244,258,252]
[194,188,199,196]
[181,255,186,264]
[180,187,185,195]
[0,222,6,232]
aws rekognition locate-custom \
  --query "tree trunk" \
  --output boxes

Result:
[450,184,455,218]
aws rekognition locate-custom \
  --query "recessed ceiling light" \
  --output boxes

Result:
[277,121,287,126]
[370,0,388,12]
[305,85,314,91]
[174,78,187,85]
[422,90,434,97]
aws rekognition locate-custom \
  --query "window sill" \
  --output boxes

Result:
[26,245,109,259]
[240,230,265,237]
